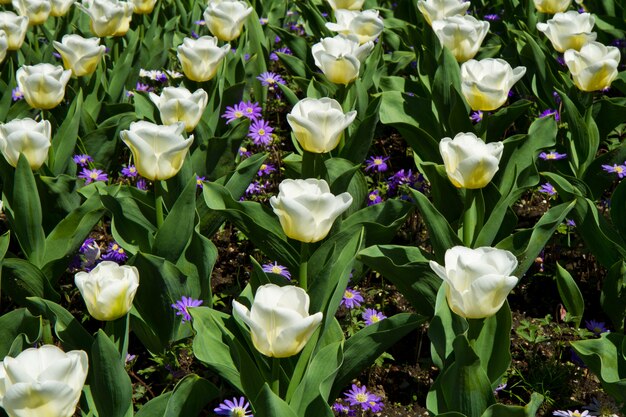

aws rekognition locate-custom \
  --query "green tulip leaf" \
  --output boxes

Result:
[163,374,220,417]
[50,91,83,175]
[254,383,299,417]
[555,263,584,328]
[2,258,59,305]
[601,260,626,331]
[429,285,469,370]
[0,308,42,358]
[480,392,544,417]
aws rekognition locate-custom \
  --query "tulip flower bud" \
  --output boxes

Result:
[50,0,74,16]
[564,41,621,92]
[0,118,51,170]
[432,15,490,62]
[325,9,384,44]
[460,58,526,111]
[286,97,357,153]
[176,35,231,82]
[439,132,503,189]
[76,0,134,37]
[533,0,572,14]
[311,34,374,85]
[130,0,156,14]
[74,261,139,321]
[417,0,470,26]
[12,0,51,26]
[120,121,193,181]
[0,31,7,63]
[537,11,596,53]
[16,63,72,110]
[270,178,353,243]
[429,246,519,318]
[149,87,209,132]
[326,0,364,10]
[232,284,323,358]
[0,345,88,417]
[203,0,253,41]
[0,12,28,51]
[53,35,106,77]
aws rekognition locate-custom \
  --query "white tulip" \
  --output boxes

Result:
[149,87,209,132]
[270,178,353,243]
[286,97,357,153]
[326,0,364,10]
[311,35,374,85]
[120,121,193,181]
[232,284,323,358]
[203,0,253,41]
[74,261,139,321]
[12,0,51,26]
[176,36,231,82]
[564,41,621,92]
[0,118,51,170]
[325,9,384,44]
[432,15,490,62]
[533,0,572,14]
[0,345,88,417]
[537,11,596,52]
[439,132,503,189]
[53,35,106,77]
[0,12,28,51]
[130,0,156,14]
[49,0,73,16]
[417,0,470,26]
[429,246,519,318]
[75,0,134,37]
[460,58,526,111]
[0,31,7,64]
[16,64,72,110]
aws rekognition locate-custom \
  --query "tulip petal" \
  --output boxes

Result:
[273,312,323,358]
[3,381,78,417]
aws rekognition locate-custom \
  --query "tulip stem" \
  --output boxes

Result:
[463,189,484,247]
[155,180,165,228]
[270,357,280,396]
[299,243,309,291]
[302,150,315,179]
[105,314,130,361]
[42,319,53,345]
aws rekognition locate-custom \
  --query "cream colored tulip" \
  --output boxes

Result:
[325,9,384,44]
[74,261,140,321]
[460,58,526,111]
[533,0,572,14]
[439,132,503,189]
[537,11,596,52]
[130,0,156,13]
[232,284,323,358]
[76,0,134,37]
[0,31,7,63]
[564,41,621,92]
[286,97,357,153]
[417,0,470,26]
[429,246,519,318]
[16,64,72,110]
[0,118,51,170]
[50,0,73,16]
[177,35,231,82]
[12,0,51,26]
[0,12,28,50]
[203,0,252,41]
[311,35,374,85]
[149,87,208,133]
[432,15,490,62]
[270,178,353,243]
[120,121,193,181]
[53,35,106,77]
[0,345,88,417]
[326,0,364,10]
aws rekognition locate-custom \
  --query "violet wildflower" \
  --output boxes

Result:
[332,402,355,416]
[191,31,200,39]
[136,178,148,190]
[270,47,292,61]
[257,163,276,176]
[365,155,390,173]
[79,238,101,269]
[214,396,252,416]
[367,190,382,206]
[340,288,364,309]
[248,119,274,145]
[241,101,262,120]
[539,108,560,121]
[387,169,422,195]
[470,110,483,123]
[362,308,386,325]
[484,13,500,21]
[556,55,566,66]
[239,146,252,157]
[12,87,24,101]
[121,165,138,177]
[73,154,93,166]
[566,219,576,227]
[245,181,264,196]
[135,82,153,92]
[79,168,108,184]
[585,320,609,335]
[256,71,286,87]
[196,175,205,189]
[259,17,268,25]
[538,182,557,196]
[261,261,291,280]
[125,353,136,363]
[194,19,205,25]
[553,411,590,417]
[172,296,203,323]
[344,384,384,412]
[101,241,128,263]
[602,164,626,178]
[539,151,567,161]
[222,102,246,124]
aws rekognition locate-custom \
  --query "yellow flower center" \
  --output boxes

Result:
[344,290,354,299]
[271,265,282,274]
[616,166,624,174]
[234,111,243,118]
[355,393,368,403]
[265,77,275,84]
[370,315,380,323]
[369,194,377,201]
[374,158,383,165]
[258,129,265,136]
[89,172,99,179]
